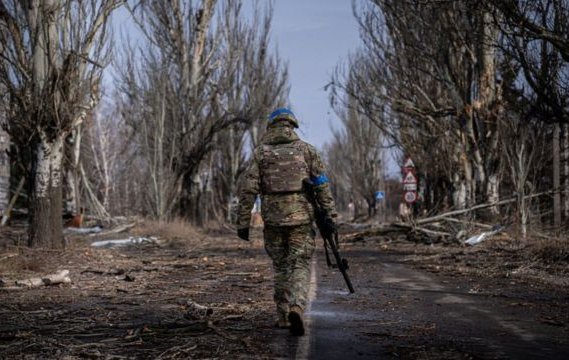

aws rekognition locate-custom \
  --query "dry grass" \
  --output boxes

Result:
[531,237,569,264]
[0,247,50,275]
[132,218,205,248]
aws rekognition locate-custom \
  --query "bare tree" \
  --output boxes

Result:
[0,0,121,247]
[329,74,386,218]
[501,114,546,238]
[117,0,288,222]
[326,0,568,232]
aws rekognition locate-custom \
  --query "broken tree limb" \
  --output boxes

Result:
[181,299,214,320]
[345,193,551,245]
[89,222,136,237]
[41,270,71,285]
[0,270,71,290]
[416,191,551,226]
[0,177,25,227]
[65,226,103,234]
[442,217,494,229]
[90,236,158,248]
[412,227,452,238]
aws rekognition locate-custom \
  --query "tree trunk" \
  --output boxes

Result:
[553,124,561,228]
[563,124,569,221]
[477,10,500,209]
[66,126,83,214]
[29,134,65,248]
[452,173,467,210]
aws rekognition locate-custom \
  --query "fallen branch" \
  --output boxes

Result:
[90,236,158,248]
[351,192,552,242]
[416,191,551,226]
[181,299,214,320]
[1,270,71,290]
[0,177,25,227]
[0,253,18,262]
[412,226,452,238]
[442,217,494,230]
[89,222,136,237]
[65,226,103,234]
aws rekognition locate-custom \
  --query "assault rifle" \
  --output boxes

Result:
[304,180,355,293]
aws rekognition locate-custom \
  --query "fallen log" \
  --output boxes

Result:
[65,226,103,234]
[1,270,71,290]
[90,236,159,248]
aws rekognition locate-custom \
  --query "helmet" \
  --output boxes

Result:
[268,108,299,128]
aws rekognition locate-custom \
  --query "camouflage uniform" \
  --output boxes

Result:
[237,120,337,325]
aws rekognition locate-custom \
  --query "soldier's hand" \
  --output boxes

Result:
[237,228,250,241]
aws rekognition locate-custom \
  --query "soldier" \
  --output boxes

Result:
[236,108,337,336]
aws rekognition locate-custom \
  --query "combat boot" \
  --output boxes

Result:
[288,305,305,336]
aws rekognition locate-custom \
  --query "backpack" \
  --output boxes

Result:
[260,141,309,194]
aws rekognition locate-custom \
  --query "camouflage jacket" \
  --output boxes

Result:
[236,123,337,228]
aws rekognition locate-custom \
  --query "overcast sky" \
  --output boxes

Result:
[268,0,361,149]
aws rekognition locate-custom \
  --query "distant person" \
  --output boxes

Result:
[236,108,337,336]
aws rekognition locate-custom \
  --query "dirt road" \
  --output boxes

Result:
[1,226,568,359]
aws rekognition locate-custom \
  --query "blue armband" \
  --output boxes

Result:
[311,174,329,186]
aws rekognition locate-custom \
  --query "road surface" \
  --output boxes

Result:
[271,247,569,359]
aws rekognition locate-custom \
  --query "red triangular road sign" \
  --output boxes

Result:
[403,171,417,184]
[404,158,415,168]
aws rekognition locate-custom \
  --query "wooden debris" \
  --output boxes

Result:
[65,226,103,234]
[1,270,71,290]
[90,236,159,248]
[0,177,25,227]
[344,203,511,245]
[90,222,137,237]
[182,300,214,320]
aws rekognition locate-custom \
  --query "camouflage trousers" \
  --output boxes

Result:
[264,224,316,321]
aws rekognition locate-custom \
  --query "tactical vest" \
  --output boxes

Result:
[260,141,309,194]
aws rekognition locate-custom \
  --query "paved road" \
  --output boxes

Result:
[273,247,569,359]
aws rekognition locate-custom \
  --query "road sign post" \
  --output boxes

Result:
[402,157,418,205]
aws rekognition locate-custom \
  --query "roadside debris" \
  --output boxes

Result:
[90,236,159,248]
[65,226,103,234]
[89,222,137,237]
[0,269,71,290]
[464,225,505,246]
[181,299,214,319]
[344,201,513,245]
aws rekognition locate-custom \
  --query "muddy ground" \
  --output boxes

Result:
[0,220,568,359]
